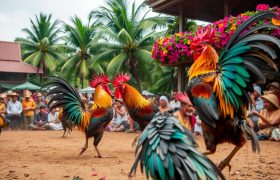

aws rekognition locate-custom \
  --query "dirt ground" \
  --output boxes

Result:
[0,130,279,180]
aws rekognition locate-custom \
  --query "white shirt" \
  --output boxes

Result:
[113,106,128,124]
[48,111,59,123]
[170,100,181,109]
[7,101,22,114]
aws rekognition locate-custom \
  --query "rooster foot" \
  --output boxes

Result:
[78,147,87,156]
[94,155,103,158]
[218,159,232,171]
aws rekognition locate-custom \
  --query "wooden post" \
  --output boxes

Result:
[178,6,186,91]
[224,0,230,17]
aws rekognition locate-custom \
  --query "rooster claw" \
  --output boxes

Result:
[218,159,232,171]
[78,147,87,156]
[95,155,103,158]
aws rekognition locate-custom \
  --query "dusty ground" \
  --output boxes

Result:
[0,130,279,180]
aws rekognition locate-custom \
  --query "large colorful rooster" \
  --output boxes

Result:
[187,11,280,170]
[45,75,113,157]
[113,73,159,131]
[129,112,225,180]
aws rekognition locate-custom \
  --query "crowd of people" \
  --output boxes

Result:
[1,82,280,142]
[0,90,62,131]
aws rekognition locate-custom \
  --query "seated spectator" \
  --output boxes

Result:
[173,92,195,131]
[194,114,203,135]
[0,94,7,117]
[268,82,280,104]
[28,105,48,130]
[110,99,128,132]
[247,85,263,131]
[250,93,280,140]
[6,92,22,130]
[270,124,280,141]
[158,96,171,113]
[45,108,63,130]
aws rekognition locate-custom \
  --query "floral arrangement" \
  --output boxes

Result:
[151,32,193,65]
[152,4,280,66]
[213,4,280,49]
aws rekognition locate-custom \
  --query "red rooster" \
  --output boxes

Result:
[113,74,159,144]
[187,11,279,170]
[46,75,113,157]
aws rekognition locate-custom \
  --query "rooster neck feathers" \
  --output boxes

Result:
[188,45,219,80]
[93,85,112,110]
[123,84,150,110]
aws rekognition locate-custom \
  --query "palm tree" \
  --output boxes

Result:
[62,16,101,88]
[90,0,169,90]
[15,13,63,77]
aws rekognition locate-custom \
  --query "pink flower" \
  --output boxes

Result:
[256,4,269,11]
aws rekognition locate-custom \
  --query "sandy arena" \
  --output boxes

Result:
[0,130,279,180]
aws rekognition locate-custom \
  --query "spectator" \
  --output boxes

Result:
[173,92,195,131]
[22,92,36,130]
[46,108,63,130]
[6,92,22,130]
[247,85,263,131]
[268,82,280,103]
[35,93,46,113]
[250,93,280,140]
[170,92,181,110]
[29,105,48,130]
[194,114,203,135]
[0,94,7,117]
[158,96,171,113]
[110,99,128,132]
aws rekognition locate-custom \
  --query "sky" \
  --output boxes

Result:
[0,0,108,41]
[0,0,207,42]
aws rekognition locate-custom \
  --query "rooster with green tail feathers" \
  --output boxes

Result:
[187,11,280,171]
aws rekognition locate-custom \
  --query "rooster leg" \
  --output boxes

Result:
[203,150,215,156]
[94,146,103,158]
[132,135,139,147]
[218,145,243,171]
[79,138,89,156]
[62,130,67,138]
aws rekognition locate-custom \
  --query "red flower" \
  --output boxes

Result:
[256,4,269,11]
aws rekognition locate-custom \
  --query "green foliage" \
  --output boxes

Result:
[90,0,169,90]
[15,13,64,78]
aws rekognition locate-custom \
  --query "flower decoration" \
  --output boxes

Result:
[152,4,279,66]
[152,32,193,65]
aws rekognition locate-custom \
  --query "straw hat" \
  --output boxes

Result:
[0,93,6,99]
[269,82,280,89]
[115,98,124,104]
[10,92,18,97]
[6,90,13,96]
[261,93,280,109]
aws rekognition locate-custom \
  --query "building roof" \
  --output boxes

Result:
[0,41,43,74]
[146,0,279,22]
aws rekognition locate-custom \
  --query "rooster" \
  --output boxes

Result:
[45,75,113,157]
[187,11,280,170]
[0,116,9,135]
[129,112,224,180]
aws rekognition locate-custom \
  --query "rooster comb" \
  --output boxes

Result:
[90,74,110,88]
[174,92,192,105]
[113,73,130,87]
[191,25,216,47]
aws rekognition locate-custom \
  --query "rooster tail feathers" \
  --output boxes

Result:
[44,77,89,131]
[243,123,260,153]
[226,11,276,50]
[130,112,224,180]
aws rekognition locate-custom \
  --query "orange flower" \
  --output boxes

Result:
[162,48,168,55]
[187,40,190,45]
[218,23,224,28]
[158,38,163,45]
[272,18,280,26]
[230,24,236,31]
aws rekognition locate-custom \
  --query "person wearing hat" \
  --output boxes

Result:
[22,92,36,130]
[29,105,48,130]
[6,92,22,130]
[247,85,264,131]
[0,94,7,117]
[268,82,280,104]
[158,95,171,113]
[250,93,280,140]
[110,98,128,132]
[35,92,46,114]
